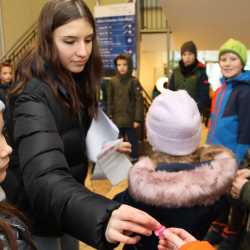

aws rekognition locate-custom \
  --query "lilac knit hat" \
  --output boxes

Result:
[146,90,202,156]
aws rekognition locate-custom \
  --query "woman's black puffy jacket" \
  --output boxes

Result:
[3,78,120,249]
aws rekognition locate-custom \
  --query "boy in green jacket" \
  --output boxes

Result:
[107,53,144,162]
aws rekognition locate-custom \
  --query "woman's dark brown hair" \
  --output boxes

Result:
[11,0,103,117]
[0,202,36,250]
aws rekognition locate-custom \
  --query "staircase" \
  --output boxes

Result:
[0,22,37,69]
[0,6,153,116]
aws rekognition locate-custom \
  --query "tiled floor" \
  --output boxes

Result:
[80,125,208,249]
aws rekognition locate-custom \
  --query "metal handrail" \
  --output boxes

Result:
[140,0,167,32]
[141,86,153,112]
[0,22,38,68]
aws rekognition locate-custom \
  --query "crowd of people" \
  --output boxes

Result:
[0,0,250,250]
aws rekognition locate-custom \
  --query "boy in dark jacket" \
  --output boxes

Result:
[107,53,144,162]
[168,41,211,122]
[115,90,237,250]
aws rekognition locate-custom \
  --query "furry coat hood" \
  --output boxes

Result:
[128,152,237,208]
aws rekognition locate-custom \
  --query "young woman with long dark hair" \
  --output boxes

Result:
[3,1,160,250]
[0,100,36,250]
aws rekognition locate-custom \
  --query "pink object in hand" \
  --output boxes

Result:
[154,225,166,237]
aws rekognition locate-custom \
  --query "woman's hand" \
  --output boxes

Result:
[158,228,196,250]
[105,204,161,245]
[116,142,131,154]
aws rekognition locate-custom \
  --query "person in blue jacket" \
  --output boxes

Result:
[207,38,250,163]
[205,38,250,250]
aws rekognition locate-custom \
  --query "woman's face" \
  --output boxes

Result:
[219,52,243,79]
[53,18,94,73]
[0,113,12,183]
[182,51,196,66]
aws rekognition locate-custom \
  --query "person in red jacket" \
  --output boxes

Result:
[158,227,214,250]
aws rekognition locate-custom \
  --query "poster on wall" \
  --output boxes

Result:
[94,2,137,76]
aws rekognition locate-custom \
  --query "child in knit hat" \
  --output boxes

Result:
[168,41,211,124]
[115,89,237,250]
[205,38,250,250]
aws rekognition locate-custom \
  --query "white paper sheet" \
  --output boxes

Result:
[86,108,119,162]
[95,139,132,185]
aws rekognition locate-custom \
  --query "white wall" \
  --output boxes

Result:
[1,0,46,52]
[160,0,250,49]
[139,33,167,97]
[0,1,5,57]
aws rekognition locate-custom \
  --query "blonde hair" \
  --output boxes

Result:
[149,144,235,165]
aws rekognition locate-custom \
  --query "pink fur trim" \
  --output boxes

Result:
[128,154,237,208]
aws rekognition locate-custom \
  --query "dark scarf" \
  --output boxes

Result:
[116,72,131,83]
[179,59,198,76]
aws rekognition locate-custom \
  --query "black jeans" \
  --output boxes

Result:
[119,127,138,160]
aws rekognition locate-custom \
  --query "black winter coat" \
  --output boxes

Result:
[0,83,9,104]
[115,153,237,250]
[3,78,120,249]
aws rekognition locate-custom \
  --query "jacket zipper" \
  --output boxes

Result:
[208,80,227,143]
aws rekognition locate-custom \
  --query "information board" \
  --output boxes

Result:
[95,2,137,75]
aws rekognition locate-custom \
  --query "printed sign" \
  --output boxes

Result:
[95,2,137,75]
